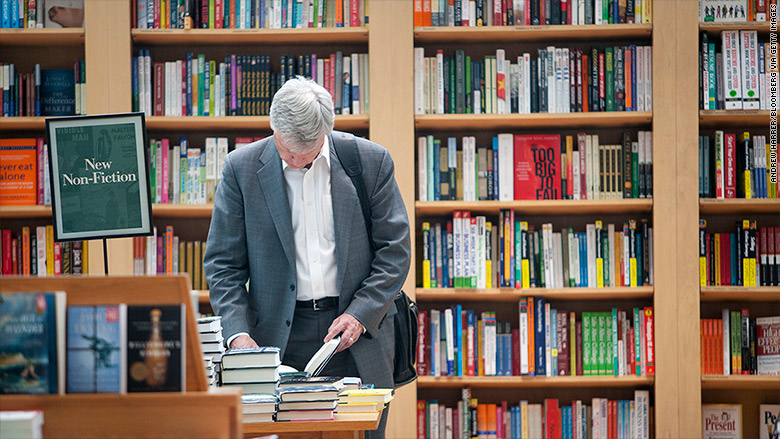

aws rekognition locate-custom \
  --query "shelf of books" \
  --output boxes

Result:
[700,287,780,302]
[416,200,653,215]
[699,198,780,214]
[131,27,369,45]
[145,115,370,131]
[413,24,653,44]
[415,112,653,130]
[417,376,654,389]
[416,287,654,302]
[0,28,85,46]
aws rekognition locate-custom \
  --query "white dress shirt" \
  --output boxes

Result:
[281,136,338,301]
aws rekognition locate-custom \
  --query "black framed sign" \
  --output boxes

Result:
[46,113,153,242]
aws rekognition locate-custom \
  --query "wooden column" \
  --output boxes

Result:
[84,0,134,275]
[368,2,416,438]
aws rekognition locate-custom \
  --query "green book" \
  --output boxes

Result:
[198,55,206,116]
[449,56,456,114]
[605,48,614,111]
[611,308,618,376]
[632,140,639,198]
[598,312,607,375]
[583,312,592,375]
[602,235,610,287]
[209,60,216,116]
[708,42,716,110]
[465,56,472,114]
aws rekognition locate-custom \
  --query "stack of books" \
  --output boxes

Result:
[220,347,281,396]
[197,316,224,386]
[276,384,340,421]
[335,389,394,422]
[241,394,278,423]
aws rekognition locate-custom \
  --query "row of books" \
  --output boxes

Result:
[698,220,779,287]
[414,0,653,27]
[416,389,651,439]
[0,292,186,394]
[132,227,209,290]
[132,51,368,117]
[416,303,655,377]
[698,132,778,200]
[0,138,50,206]
[146,136,227,205]
[421,215,653,289]
[414,45,653,115]
[699,30,774,111]
[418,132,653,202]
[699,0,773,22]
[1,227,89,276]
[700,312,778,376]
[134,0,368,29]
[1,62,87,117]
[0,0,82,29]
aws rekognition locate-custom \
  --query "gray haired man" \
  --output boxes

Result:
[204,76,411,438]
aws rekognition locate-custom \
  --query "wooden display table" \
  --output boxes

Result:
[243,409,382,439]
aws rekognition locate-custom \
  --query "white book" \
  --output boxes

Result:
[722,30,743,110]
[722,308,731,376]
[205,137,217,203]
[601,398,609,438]
[496,49,506,114]
[172,145,180,205]
[463,137,475,201]
[487,314,497,375]
[217,137,228,187]
[477,216,487,289]
[165,62,172,116]
[563,48,571,113]
[516,57,525,114]
[461,0,469,23]
[636,390,649,439]
[623,225,631,286]
[572,234,581,287]
[497,133,514,201]
[585,135,593,200]
[137,56,145,115]
[523,53,531,113]
[426,136,434,201]
[740,30,760,110]
[436,50,444,114]
[586,223,596,287]
[414,48,425,115]
[429,402,439,439]
[519,303,529,375]
[177,60,184,116]
[547,47,556,114]
[592,398,601,437]
[351,53,360,114]
[444,308,455,369]
[567,231,576,287]
[543,224,552,287]
[444,408,453,439]
[595,0,603,23]
[469,0,476,25]
[36,226,46,276]
[645,46,653,111]
[417,137,427,202]
[637,46,645,112]
[573,149,581,200]
[553,232,563,288]
[630,401,637,439]
[608,223,616,287]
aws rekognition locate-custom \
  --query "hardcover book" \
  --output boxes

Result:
[126,304,185,392]
[0,292,66,395]
[40,69,75,116]
[513,134,562,200]
[760,404,780,439]
[703,404,742,439]
[0,139,38,206]
[756,316,779,375]
[221,346,281,369]
[67,305,127,393]
[43,0,84,28]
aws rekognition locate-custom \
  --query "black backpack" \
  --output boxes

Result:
[332,131,418,388]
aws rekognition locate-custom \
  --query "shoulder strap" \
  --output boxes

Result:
[331,132,377,253]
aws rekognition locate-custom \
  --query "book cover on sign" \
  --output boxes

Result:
[126,305,185,392]
[513,135,562,200]
[66,305,127,393]
[760,405,780,439]
[0,292,66,395]
[703,404,742,439]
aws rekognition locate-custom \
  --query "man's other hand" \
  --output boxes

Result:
[229,334,259,350]
[325,313,365,352]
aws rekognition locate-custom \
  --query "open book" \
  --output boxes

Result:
[278,336,341,378]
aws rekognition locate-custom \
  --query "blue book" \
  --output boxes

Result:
[580,233,588,287]
[466,310,476,375]
[40,69,75,116]
[455,305,463,376]
[534,297,545,376]
[146,0,154,28]
[505,324,513,376]
[10,0,17,28]
[550,309,557,374]
[259,0,265,28]
[441,226,449,288]
[433,139,441,201]
[67,305,126,393]
[429,227,437,287]
[0,292,65,394]
[204,61,211,116]
[132,57,139,111]
[2,0,10,29]
[492,139,499,200]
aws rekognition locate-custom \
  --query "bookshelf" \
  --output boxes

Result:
[695,14,780,439]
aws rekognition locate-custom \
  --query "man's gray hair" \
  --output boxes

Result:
[269,76,335,153]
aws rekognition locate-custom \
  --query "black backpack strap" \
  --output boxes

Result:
[331,132,377,253]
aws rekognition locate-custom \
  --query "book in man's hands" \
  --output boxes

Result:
[279,336,341,378]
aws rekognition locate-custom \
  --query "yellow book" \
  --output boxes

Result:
[742,220,752,287]
[714,234,721,286]
[485,222,492,289]
[749,221,757,286]
[569,311,576,376]
[520,222,530,289]
[194,241,202,290]
[179,241,186,274]
[521,401,529,438]
[338,389,393,404]
[742,132,752,199]
[186,241,195,289]
[46,225,54,275]
[477,319,484,376]
[596,221,604,288]
[422,222,431,289]
[699,220,707,287]
[82,241,88,275]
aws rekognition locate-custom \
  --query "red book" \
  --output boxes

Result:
[598,52,605,109]
[513,134,562,200]
[36,138,44,205]
[723,234,732,286]
[153,0,161,28]
[725,133,737,198]
[768,228,776,286]
[154,62,164,116]
[629,326,635,374]
[539,0,545,24]
[644,307,655,375]
[156,236,164,274]
[22,226,30,276]
[760,227,768,286]
[576,321,583,376]
[329,54,337,103]
[501,401,509,438]
[557,310,569,375]
[544,399,560,439]
[582,54,589,112]
[611,400,618,439]
[181,62,187,116]
[351,0,360,26]
[2,229,11,275]
[511,328,521,376]
[524,0,531,24]
[417,311,428,375]
[561,0,568,24]
[624,48,632,110]
[215,0,223,28]
[416,400,426,439]
[414,0,423,26]
[11,237,18,275]
[422,0,431,26]
[53,242,61,275]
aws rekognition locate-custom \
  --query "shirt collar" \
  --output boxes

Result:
[281,136,330,171]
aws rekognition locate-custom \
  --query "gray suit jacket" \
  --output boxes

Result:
[203,132,411,388]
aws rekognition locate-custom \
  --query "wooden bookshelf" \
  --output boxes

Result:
[417,376,654,389]
[699,21,773,36]
[700,287,780,302]
[145,115,369,131]
[244,412,381,436]
[415,112,652,130]
[701,375,780,390]
[0,116,47,132]
[153,204,214,218]
[0,205,52,219]
[416,287,654,302]
[132,27,369,45]
[198,290,209,304]
[0,28,85,46]
[699,110,770,127]
[413,24,652,43]
[699,198,780,215]
[416,199,653,215]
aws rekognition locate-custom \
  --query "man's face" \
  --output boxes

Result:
[274,134,324,169]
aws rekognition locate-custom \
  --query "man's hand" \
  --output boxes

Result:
[229,334,259,350]
[325,313,365,352]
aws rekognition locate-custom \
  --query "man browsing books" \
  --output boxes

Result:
[204,77,411,439]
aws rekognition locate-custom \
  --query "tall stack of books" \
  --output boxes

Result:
[335,388,394,421]
[197,316,224,386]
[220,347,281,396]
[241,394,278,423]
[276,384,340,421]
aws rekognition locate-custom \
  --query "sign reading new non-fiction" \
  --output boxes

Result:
[46,113,152,242]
